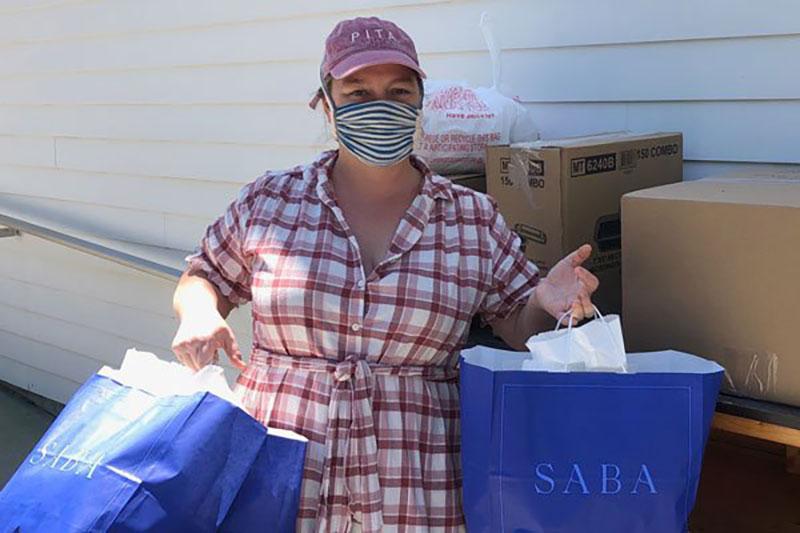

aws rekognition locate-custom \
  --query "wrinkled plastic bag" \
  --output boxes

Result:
[415,13,538,175]
[524,307,627,372]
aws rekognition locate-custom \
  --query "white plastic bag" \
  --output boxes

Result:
[524,307,627,372]
[415,13,538,175]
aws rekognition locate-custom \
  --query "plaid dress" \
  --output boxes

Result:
[186,151,538,532]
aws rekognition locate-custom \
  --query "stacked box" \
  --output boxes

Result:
[487,132,683,314]
[622,171,800,406]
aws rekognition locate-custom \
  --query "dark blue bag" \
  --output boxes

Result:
[461,348,723,533]
[0,369,306,532]
[220,426,307,532]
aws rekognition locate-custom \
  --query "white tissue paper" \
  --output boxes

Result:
[524,312,627,372]
[98,348,242,408]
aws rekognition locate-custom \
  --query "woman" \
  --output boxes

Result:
[172,16,598,533]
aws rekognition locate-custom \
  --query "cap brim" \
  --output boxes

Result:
[329,49,426,80]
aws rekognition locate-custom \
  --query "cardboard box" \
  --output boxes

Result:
[622,171,800,406]
[487,132,683,314]
[449,174,486,193]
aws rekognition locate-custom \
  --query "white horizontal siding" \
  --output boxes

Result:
[1,0,798,65]
[0,63,321,105]
[0,320,100,378]
[54,138,324,182]
[0,0,77,16]
[1,0,798,401]
[501,36,800,102]
[0,136,54,167]
[1,192,216,250]
[0,235,252,401]
[0,193,171,246]
[2,235,179,316]
[3,37,799,105]
[0,0,448,43]
[0,353,81,405]
[0,277,179,352]
[163,215,213,251]
[683,161,800,181]
[525,101,800,163]
[0,104,329,146]
[0,166,242,215]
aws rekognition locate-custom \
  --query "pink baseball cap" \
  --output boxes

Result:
[309,17,426,108]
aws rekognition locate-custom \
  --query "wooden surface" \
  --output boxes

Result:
[691,431,800,532]
[713,412,800,448]
[787,447,800,476]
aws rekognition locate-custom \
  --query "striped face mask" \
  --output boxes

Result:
[332,100,420,167]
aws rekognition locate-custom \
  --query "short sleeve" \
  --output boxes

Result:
[184,182,257,306]
[478,203,540,324]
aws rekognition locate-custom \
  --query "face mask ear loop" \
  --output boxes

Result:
[319,72,340,141]
[410,74,425,152]
[412,112,423,154]
[320,77,332,107]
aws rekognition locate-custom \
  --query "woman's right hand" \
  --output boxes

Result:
[171,310,246,372]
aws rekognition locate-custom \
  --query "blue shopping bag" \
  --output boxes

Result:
[460,347,723,533]
[0,354,306,532]
[220,427,307,532]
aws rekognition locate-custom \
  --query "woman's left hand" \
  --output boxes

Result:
[534,244,600,322]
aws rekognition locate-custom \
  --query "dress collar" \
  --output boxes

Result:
[312,150,454,206]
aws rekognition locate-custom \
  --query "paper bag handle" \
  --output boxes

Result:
[554,306,625,368]
[554,305,605,331]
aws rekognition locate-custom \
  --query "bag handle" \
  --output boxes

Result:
[479,12,501,90]
[554,305,603,331]
[552,306,626,369]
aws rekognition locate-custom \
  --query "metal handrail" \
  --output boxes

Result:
[0,213,183,281]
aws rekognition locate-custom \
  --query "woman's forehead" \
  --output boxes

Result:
[338,64,418,85]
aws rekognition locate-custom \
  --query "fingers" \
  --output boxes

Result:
[569,301,584,322]
[221,328,247,371]
[173,335,246,374]
[568,244,593,267]
[178,347,201,372]
[172,332,195,370]
[195,339,219,368]
[171,313,246,373]
[578,291,594,320]
[569,267,600,321]
[569,299,591,322]
[172,337,217,372]
[569,294,593,321]
[576,267,600,294]
[172,344,194,371]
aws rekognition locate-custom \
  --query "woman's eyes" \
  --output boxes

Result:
[345,88,413,98]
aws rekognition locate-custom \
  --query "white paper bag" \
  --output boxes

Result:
[524,308,627,372]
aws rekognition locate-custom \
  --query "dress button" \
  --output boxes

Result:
[351,323,362,332]
[357,279,365,289]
